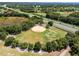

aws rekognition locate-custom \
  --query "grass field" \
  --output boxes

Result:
[0,17,28,26]
[34,13,46,17]
[16,27,67,44]
[56,12,74,17]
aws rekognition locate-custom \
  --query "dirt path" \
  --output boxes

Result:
[59,46,70,56]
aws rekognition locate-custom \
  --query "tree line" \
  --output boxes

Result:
[4,35,68,53]
[0,10,29,17]
[46,12,79,26]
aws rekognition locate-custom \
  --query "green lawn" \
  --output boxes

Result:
[16,27,67,44]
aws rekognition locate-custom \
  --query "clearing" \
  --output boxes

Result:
[16,27,67,44]
[0,17,28,26]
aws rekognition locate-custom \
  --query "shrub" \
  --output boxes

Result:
[33,42,41,52]
[4,37,15,46]
[21,22,31,31]
[45,42,52,52]
[51,40,59,51]
[5,25,22,35]
[0,32,7,40]
[11,40,19,48]
[28,43,33,51]
[75,30,79,35]
[19,42,28,49]
[48,21,53,26]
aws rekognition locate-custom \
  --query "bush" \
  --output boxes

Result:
[19,42,28,49]
[0,27,6,32]
[33,42,41,52]
[28,43,33,51]
[75,30,79,35]
[46,12,61,20]
[65,33,79,56]
[21,22,32,31]
[48,21,53,26]
[46,24,50,28]
[45,42,52,52]
[4,37,15,46]
[5,25,22,35]
[0,32,7,40]
[51,40,59,51]
[11,40,19,48]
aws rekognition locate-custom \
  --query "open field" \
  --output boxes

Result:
[34,13,46,17]
[0,17,28,26]
[16,27,67,44]
[56,12,74,17]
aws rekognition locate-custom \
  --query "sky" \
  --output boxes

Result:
[0,0,79,2]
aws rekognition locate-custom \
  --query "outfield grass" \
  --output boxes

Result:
[16,29,45,44]
[16,27,67,44]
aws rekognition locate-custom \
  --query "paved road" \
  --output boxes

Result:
[43,18,79,34]
[4,6,79,34]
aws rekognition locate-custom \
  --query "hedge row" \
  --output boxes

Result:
[4,36,68,53]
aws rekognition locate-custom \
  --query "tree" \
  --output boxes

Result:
[65,33,79,56]
[21,22,31,31]
[11,40,19,48]
[28,43,33,51]
[75,30,79,35]
[46,12,61,20]
[46,24,50,28]
[0,27,6,32]
[48,21,53,26]
[51,40,59,51]
[6,24,22,35]
[4,37,15,46]
[0,32,7,40]
[55,38,68,51]
[19,42,28,49]
[33,42,41,52]
[45,42,52,52]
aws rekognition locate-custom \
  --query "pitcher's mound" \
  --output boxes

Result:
[31,25,46,32]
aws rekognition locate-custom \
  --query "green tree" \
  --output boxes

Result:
[6,24,22,35]
[19,42,28,49]
[28,43,33,51]
[4,37,15,46]
[48,21,53,26]
[33,42,41,52]
[45,42,52,52]
[11,40,19,48]
[75,30,79,35]
[51,40,59,51]
[0,32,7,40]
